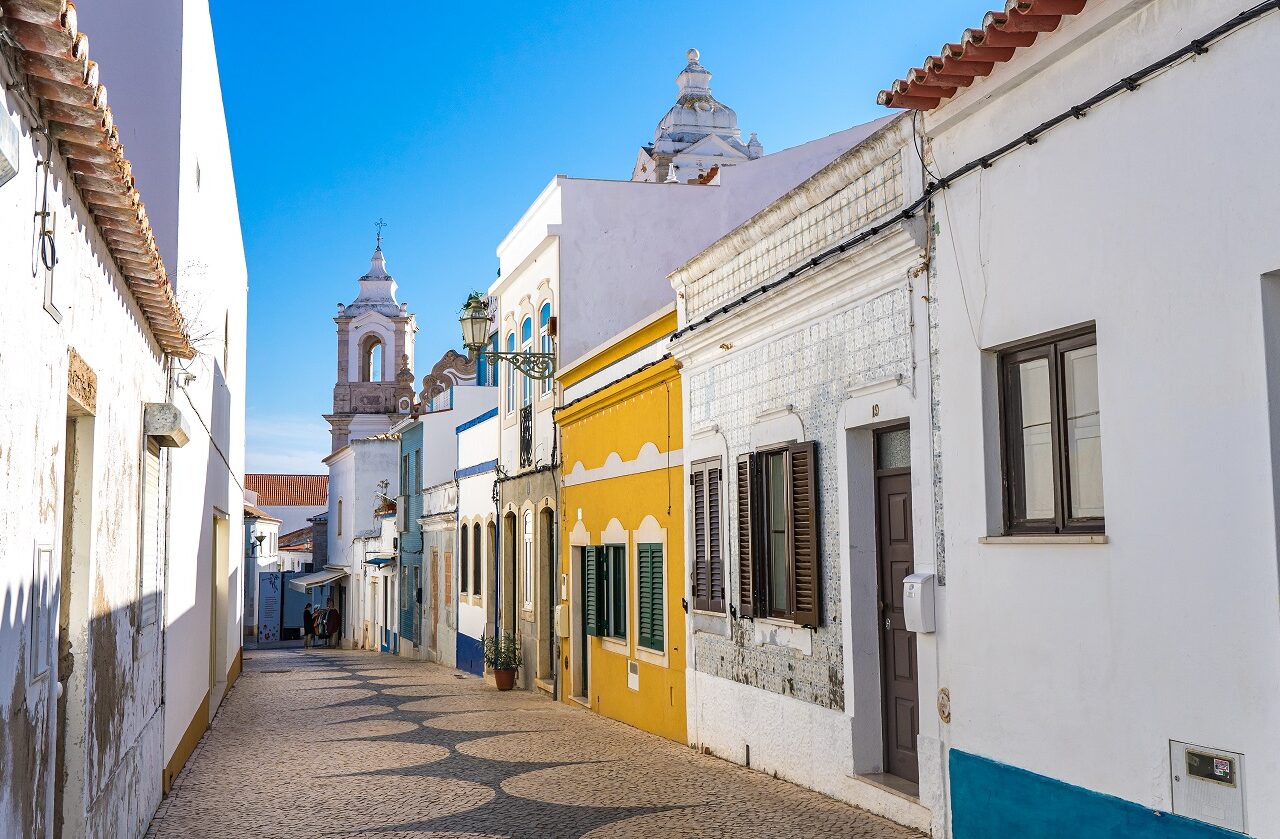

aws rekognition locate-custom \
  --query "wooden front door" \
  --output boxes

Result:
[875,434,919,783]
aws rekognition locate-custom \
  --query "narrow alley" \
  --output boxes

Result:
[146,650,919,838]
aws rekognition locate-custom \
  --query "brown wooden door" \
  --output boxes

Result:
[876,469,919,783]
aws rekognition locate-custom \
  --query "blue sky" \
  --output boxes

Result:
[211,0,980,474]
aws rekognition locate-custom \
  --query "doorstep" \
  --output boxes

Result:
[533,677,555,697]
[568,695,589,709]
[845,772,932,834]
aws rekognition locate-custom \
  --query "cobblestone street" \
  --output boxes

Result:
[147,649,920,838]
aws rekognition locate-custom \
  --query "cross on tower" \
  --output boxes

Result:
[374,218,387,250]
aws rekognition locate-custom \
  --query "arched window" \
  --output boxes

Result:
[472,522,482,599]
[522,509,534,609]
[361,336,383,382]
[460,525,470,595]
[539,302,552,395]
[520,316,533,407]
[505,332,516,414]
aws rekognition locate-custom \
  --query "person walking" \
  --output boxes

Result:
[325,597,341,648]
[301,603,314,648]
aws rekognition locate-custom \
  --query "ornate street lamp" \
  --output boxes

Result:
[459,293,555,380]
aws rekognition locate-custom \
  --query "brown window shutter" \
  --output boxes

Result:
[708,464,725,613]
[788,441,820,628]
[735,452,758,618]
[692,466,710,611]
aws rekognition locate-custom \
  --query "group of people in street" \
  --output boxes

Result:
[301,598,341,649]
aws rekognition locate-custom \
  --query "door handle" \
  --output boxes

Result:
[884,616,891,630]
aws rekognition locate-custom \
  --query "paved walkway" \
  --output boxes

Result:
[147,649,920,838]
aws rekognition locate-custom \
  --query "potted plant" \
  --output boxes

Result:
[483,632,522,691]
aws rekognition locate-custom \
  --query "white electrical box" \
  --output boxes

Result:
[554,604,569,639]
[1170,741,1245,833]
[903,572,935,633]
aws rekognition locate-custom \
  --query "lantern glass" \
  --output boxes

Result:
[459,298,490,350]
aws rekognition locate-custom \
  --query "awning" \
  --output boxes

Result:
[364,556,394,567]
[288,568,348,592]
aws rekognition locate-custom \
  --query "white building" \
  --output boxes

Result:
[0,0,246,835]
[393,353,497,664]
[668,113,938,832]
[875,0,1280,836]
[322,434,399,649]
[496,64,898,691]
[455,408,499,677]
[242,501,282,639]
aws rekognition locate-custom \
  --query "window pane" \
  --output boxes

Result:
[767,452,789,614]
[1018,358,1055,520]
[521,317,532,344]
[1064,345,1104,518]
[876,428,910,470]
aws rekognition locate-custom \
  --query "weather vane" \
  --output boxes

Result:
[374,218,387,250]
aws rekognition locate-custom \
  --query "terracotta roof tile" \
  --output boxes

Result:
[244,474,329,507]
[0,0,192,356]
[878,0,1088,111]
[278,526,313,551]
[243,503,281,523]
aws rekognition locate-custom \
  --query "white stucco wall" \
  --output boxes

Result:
[259,504,326,536]
[458,412,499,644]
[670,115,936,832]
[923,0,1280,833]
[325,437,399,645]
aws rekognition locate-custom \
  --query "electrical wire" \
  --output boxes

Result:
[670,0,1280,343]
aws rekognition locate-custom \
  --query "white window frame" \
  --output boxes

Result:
[505,332,516,414]
[538,302,553,396]
[522,509,534,610]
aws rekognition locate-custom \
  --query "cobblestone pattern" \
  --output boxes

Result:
[687,286,913,709]
[147,649,920,839]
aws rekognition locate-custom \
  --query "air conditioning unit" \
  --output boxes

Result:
[1170,740,1245,833]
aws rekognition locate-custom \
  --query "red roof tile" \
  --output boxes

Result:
[279,526,313,551]
[0,0,192,356]
[245,474,329,507]
[878,0,1088,111]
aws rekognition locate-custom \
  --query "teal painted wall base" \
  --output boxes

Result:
[950,750,1241,839]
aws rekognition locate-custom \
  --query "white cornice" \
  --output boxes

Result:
[671,226,924,364]
[670,114,912,292]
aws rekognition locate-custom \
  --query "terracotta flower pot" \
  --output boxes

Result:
[494,668,516,691]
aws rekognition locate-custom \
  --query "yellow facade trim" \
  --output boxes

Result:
[557,356,680,427]
[557,309,677,390]
[164,691,210,793]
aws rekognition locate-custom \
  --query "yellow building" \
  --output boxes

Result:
[555,307,686,743]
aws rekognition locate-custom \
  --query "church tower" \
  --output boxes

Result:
[631,49,764,183]
[323,243,418,451]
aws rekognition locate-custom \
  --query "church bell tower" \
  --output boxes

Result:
[323,236,417,451]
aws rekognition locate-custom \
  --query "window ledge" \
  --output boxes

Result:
[634,646,667,668]
[601,636,628,656]
[979,534,1108,545]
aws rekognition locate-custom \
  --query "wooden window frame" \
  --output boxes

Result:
[736,441,820,628]
[998,327,1104,535]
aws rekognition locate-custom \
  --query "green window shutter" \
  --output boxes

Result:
[584,546,600,637]
[609,545,627,639]
[638,542,664,651]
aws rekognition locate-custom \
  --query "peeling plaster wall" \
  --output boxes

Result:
[79,0,248,797]
[0,79,168,839]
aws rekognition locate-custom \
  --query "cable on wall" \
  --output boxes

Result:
[669,0,1280,343]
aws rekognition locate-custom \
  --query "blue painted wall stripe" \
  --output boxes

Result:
[456,633,484,677]
[456,459,498,480]
[950,750,1242,839]
[456,407,499,434]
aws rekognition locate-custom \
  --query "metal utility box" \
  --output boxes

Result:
[1170,740,1245,833]
[903,572,936,633]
